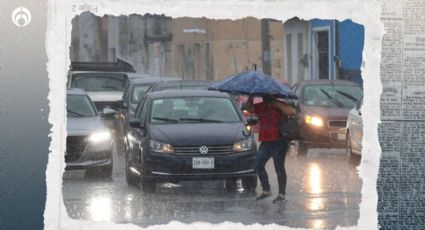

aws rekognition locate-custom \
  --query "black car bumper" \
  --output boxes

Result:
[144,151,257,182]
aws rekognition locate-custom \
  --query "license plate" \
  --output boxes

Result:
[192,157,214,169]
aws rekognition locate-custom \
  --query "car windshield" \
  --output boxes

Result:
[149,97,241,124]
[303,84,362,108]
[67,94,97,117]
[70,73,128,92]
[130,84,151,104]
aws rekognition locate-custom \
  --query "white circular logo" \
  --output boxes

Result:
[12,7,31,27]
[199,146,209,155]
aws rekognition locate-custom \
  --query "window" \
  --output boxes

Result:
[67,95,97,117]
[303,84,362,108]
[150,97,241,124]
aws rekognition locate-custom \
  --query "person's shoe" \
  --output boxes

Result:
[256,191,271,201]
[273,194,288,203]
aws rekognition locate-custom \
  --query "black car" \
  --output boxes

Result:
[125,90,258,192]
[121,77,180,120]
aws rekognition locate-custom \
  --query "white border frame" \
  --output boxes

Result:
[44,1,384,229]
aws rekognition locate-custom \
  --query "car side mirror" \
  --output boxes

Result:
[129,119,143,128]
[101,108,117,118]
[246,116,259,126]
[119,99,127,109]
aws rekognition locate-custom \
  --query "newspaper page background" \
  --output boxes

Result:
[378,0,425,228]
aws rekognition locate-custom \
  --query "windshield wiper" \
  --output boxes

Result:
[336,90,358,103]
[67,109,85,117]
[151,117,179,123]
[179,118,223,123]
[320,89,344,107]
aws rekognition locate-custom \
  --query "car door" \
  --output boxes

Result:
[350,97,363,154]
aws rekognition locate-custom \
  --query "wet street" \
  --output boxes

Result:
[62,138,362,229]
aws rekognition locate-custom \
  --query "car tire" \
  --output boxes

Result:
[125,152,139,187]
[346,132,360,166]
[297,141,308,156]
[242,176,257,193]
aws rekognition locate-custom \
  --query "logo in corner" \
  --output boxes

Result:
[12,7,31,27]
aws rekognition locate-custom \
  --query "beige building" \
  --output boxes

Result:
[71,13,286,82]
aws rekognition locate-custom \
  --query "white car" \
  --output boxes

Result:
[346,96,363,162]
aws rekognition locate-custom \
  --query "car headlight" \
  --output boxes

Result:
[305,115,324,127]
[233,138,252,152]
[88,130,111,143]
[149,140,174,153]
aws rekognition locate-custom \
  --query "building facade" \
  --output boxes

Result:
[283,18,364,86]
[70,13,286,81]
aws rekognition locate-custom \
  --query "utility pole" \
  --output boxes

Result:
[261,19,271,75]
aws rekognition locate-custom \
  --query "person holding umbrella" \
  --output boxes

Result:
[244,95,296,203]
[208,70,298,203]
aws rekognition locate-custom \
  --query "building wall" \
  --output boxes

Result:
[70,13,286,81]
[310,19,336,80]
[283,18,310,85]
[337,20,364,86]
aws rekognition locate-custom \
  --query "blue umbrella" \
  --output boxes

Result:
[208,70,297,99]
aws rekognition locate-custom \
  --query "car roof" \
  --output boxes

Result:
[70,71,145,79]
[147,89,231,99]
[151,80,211,89]
[299,79,360,87]
[130,76,181,84]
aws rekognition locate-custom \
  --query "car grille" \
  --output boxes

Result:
[328,120,347,128]
[66,136,87,162]
[173,145,234,156]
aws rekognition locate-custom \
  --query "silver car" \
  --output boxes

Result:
[66,88,115,177]
[346,96,363,163]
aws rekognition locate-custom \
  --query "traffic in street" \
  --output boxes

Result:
[63,139,362,229]
[64,15,365,229]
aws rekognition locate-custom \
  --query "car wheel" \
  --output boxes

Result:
[138,151,156,192]
[125,152,139,186]
[242,176,257,193]
[346,132,360,166]
[297,141,308,156]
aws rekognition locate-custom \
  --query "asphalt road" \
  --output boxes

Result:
[62,137,362,229]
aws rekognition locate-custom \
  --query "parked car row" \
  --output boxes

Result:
[65,59,364,187]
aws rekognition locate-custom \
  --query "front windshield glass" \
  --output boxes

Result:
[71,73,128,92]
[130,84,151,104]
[303,84,362,108]
[67,95,97,117]
[148,97,241,124]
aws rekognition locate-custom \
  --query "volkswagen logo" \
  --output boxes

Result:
[199,146,208,155]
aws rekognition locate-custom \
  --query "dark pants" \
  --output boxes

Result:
[256,139,289,195]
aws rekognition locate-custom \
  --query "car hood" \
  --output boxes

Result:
[149,123,246,146]
[67,117,106,136]
[300,105,352,120]
[87,91,123,102]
